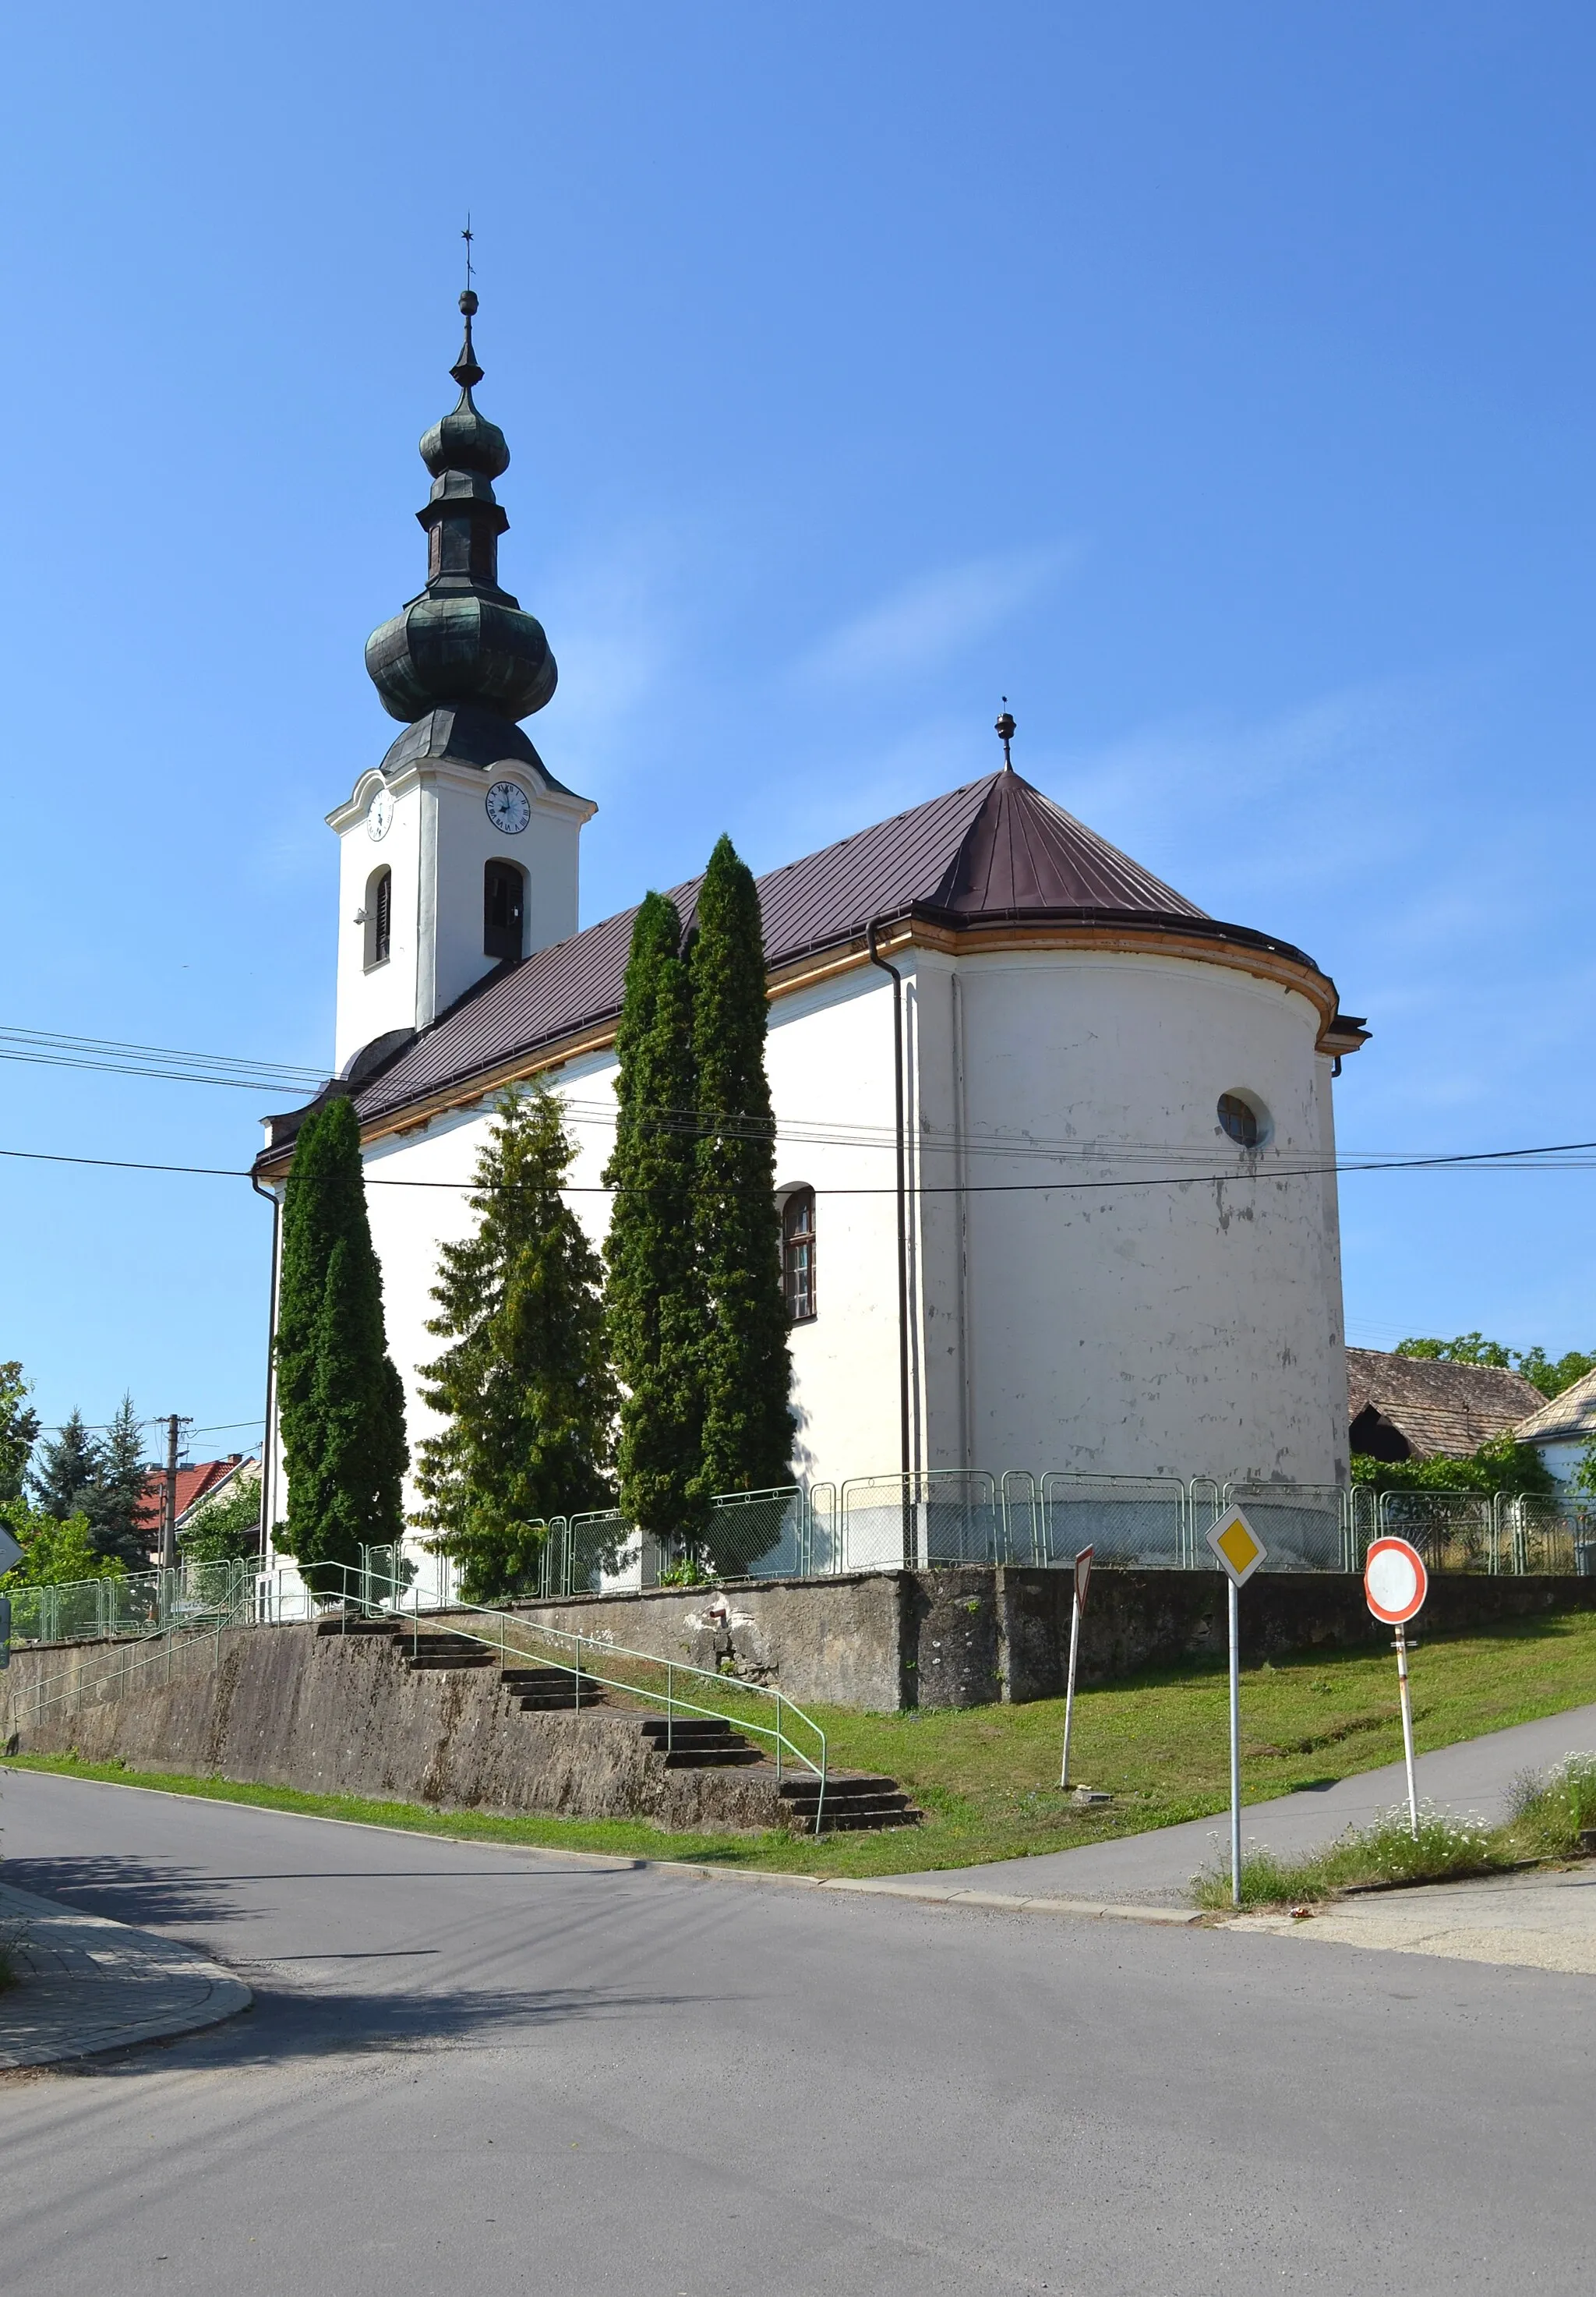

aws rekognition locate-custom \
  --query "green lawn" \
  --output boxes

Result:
[8,1608,1596,1880]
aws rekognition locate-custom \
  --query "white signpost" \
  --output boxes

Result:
[1058,1544,1095,1790]
[1205,1504,1268,1908]
[1364,1535,1429,1840]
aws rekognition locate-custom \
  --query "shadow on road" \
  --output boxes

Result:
[47,1980,718,2076]
[1,1854,256,1928]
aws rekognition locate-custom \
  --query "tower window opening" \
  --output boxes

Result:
[364,867,392,970]
[1216,1091,1269,1148]
[484,860,525,962]
[782,1189,817,1323]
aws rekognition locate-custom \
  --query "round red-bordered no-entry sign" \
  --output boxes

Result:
[1364,1536,1428,1626]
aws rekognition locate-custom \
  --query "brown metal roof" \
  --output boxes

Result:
[1346,1348,1545,1460]
[260,767,1341,1155]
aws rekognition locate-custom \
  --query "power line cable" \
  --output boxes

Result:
[4,1137,1596,1194]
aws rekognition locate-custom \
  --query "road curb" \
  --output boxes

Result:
[1,1765,1198,1927]
[0,1878,252,2069]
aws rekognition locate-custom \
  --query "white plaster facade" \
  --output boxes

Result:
[327,755,593,1075]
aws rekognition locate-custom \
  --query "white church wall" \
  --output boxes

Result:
[941,946,1344,1486]
[353,970,906,1532]
[763,967,904,1491]
[425,773,585,1027]
[331,762,588,1073]
[291,930,1352,1575]
[333,772,424,1073]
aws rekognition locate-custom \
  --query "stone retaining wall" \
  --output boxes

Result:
[0,1625,800,1832]
[503,1567,1596,1710]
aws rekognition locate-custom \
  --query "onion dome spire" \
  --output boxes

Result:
[364,292,557,729]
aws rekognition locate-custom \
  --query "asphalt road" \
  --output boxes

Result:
[1,1767,1593,2296]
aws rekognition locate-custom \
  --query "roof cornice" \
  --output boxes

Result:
[254,908,1361,1177]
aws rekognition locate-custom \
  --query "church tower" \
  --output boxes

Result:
[327,292,595,1076]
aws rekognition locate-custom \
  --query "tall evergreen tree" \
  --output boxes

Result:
[415,1086,617,1601]
[29,1408,100,1522]
[275,1094,408,1585]
[83,1392,154,1570]
[690,835,794,1515]
[0,1362,41,1514]
[603,893,705,1536]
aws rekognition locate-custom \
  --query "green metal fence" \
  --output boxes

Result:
[8,1479,1594,1658]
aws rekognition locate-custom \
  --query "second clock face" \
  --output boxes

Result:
[365,788,393,841]
[486,780,531,835]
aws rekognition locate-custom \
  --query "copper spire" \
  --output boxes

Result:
[994,699,1016,770]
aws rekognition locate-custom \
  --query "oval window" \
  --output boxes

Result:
[1217,1092,1266,1147]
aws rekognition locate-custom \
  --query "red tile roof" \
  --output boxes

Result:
[134,1457,249,1534]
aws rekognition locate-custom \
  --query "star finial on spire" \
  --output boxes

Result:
[451,215,484,391]
[994,698,1016,770]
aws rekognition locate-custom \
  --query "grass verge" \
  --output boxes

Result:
[1191,1753,1596,1910]
[5,1610,1596,1882]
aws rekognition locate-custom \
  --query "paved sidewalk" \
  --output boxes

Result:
[0,1877,251,2068]
[1231,1864,1596,1976]
[888,1698,1596,1906]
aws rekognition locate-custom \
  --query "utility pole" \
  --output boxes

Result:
[160,1415,191,1571]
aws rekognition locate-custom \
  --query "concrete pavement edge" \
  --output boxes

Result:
[0,1877,252,2069]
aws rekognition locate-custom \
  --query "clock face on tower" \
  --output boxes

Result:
[486,780,531,834]
[365,788,393,841]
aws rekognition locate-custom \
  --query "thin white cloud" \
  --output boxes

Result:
[801,542,1081,686]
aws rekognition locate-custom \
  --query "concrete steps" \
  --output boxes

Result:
[637,1716,764,1770]
[316,1613,920,1832]
[779,1773,923,1832]
[500,1665,607,1712]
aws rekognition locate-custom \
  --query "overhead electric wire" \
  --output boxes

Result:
[5,1023,1583,1175]
[0,1024,326,1094]
[4,1137,1596,1194]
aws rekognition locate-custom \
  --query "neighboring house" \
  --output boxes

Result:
[253,298,1375,1568]
[134,1454,261,1553]
[1346,1348,1545,1462]
[1513,1369,1596,1490]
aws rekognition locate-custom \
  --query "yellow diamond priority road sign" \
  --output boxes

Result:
[1206,1504,1267,1588]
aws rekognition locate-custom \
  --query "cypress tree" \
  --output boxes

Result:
[0,1362,41,1517]
[603,893,705,1538]
[84,1393,154,1570]
[415,1085,617,1602]
[28,1408,100,1522]
[275,1094,408,1586]
[690,836,794,1520]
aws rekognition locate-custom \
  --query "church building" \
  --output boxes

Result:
[253,297,1370,1558]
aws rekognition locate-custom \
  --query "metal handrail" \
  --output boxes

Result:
[304,1561,830,1833]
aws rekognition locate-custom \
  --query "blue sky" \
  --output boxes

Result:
[3,2,1595,1447]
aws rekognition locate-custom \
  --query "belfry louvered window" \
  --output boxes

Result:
[484,860,525,962]
[364,868,392,969]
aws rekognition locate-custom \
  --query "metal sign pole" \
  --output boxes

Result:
[1364,1537,1427,1843]
[1228,1576,1242,1909]
[1059,1590,1082,1790]
[1395,1621,1418,1840]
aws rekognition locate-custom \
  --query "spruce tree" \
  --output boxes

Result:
[690,836,794,1527]
[84,1392,154,1570]
[275,1094,408,1586]
[415,1085,617,1601]
[28,1408,100,1521]
[603,892,705,1538]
